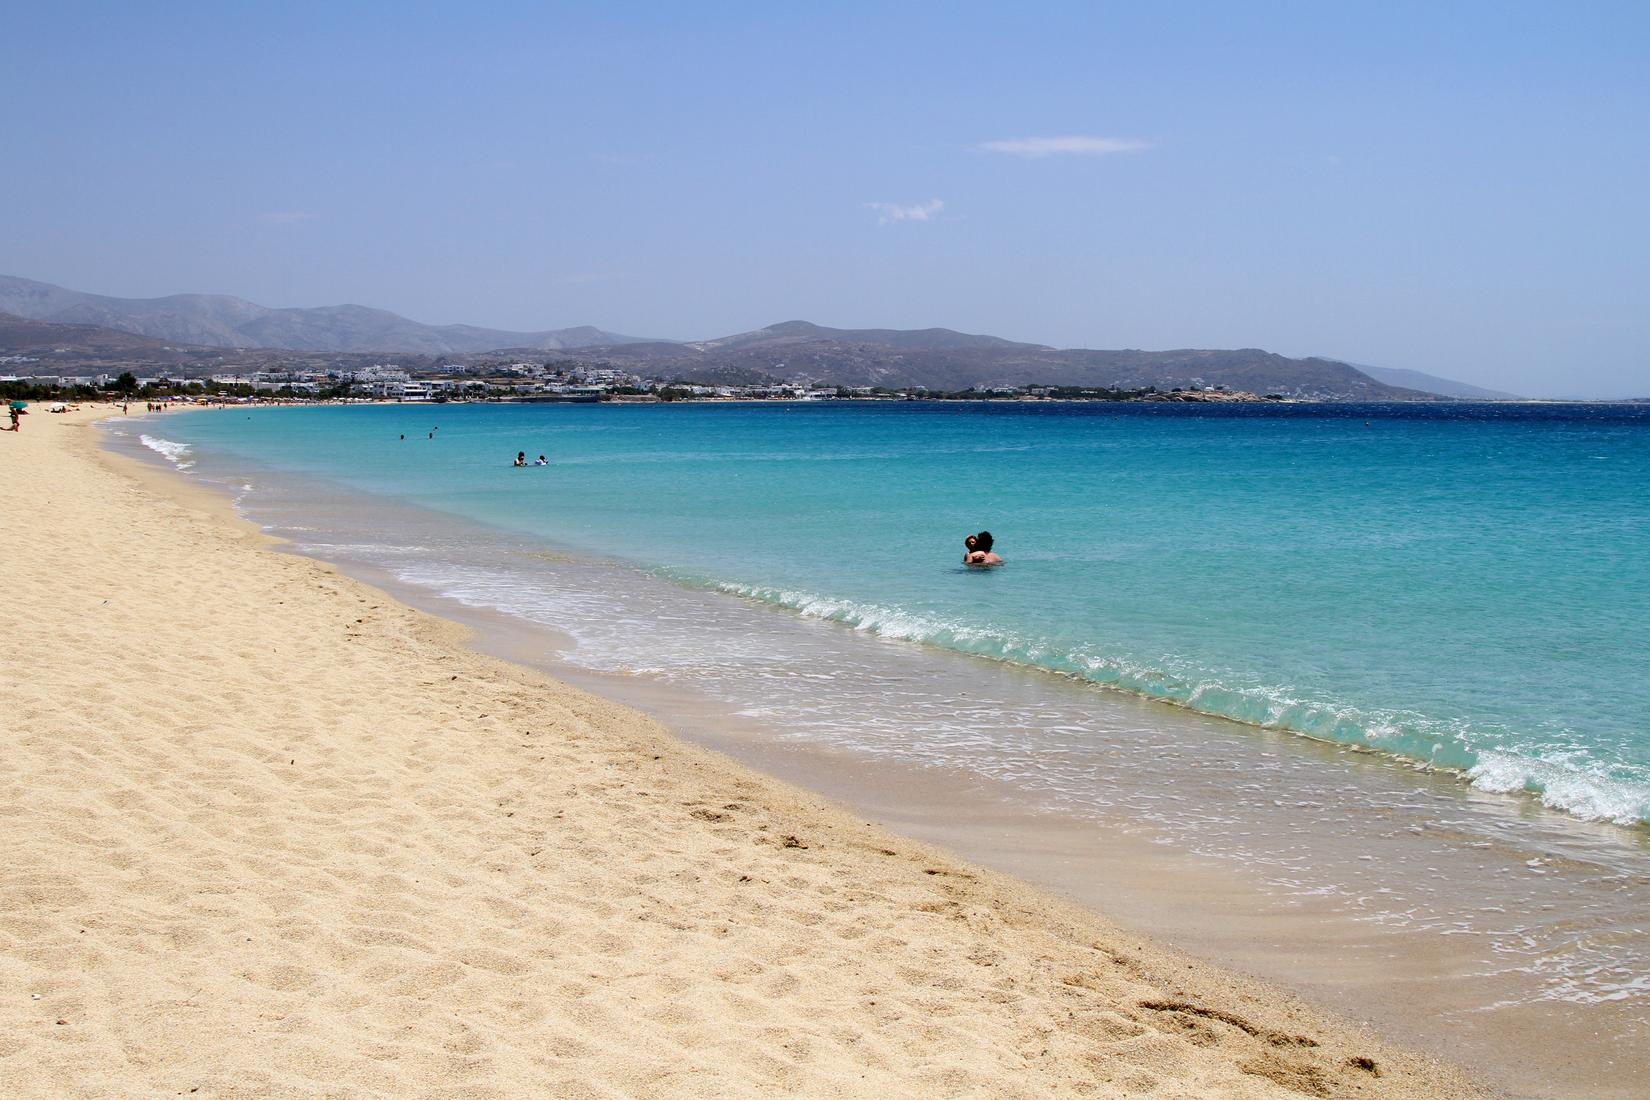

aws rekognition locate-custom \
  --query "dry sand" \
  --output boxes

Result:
[0,407,1491,1098]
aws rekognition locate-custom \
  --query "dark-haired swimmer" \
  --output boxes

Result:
[963,531,1003,566]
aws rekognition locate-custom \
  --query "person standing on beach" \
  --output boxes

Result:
[8,407,20,432]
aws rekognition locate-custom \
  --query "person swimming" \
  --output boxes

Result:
[513,451,526,467]
[534,454,548,466]
[963,530,1003,566]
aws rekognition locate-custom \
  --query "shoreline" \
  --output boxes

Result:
[0,406,1501,1097]
[273,517,1649,1100]
[99,401,1650,1096]
[119,400,1650,836]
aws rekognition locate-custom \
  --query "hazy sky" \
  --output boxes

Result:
[5,2,1647,396]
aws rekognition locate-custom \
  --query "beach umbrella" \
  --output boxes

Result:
[8,400,27,409]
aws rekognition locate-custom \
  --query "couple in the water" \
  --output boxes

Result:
[963,530,1003,566]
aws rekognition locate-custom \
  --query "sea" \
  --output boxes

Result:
[110,399,1650,1096]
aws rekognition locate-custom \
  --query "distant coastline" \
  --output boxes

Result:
[5,274,1458,400]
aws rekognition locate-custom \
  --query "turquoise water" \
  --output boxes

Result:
[129,400,1650,825]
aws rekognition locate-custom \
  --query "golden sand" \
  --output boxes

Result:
[0,408,1488,1098]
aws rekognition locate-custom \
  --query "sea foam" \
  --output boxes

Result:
[707,576,1650,826]
[139,434,193,468]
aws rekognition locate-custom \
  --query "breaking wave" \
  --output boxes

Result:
[139,434,194,468]
[702,578,1650,826]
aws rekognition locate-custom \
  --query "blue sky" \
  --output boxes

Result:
[4,1,1646,395]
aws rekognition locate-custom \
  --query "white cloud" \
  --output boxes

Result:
[257,211,314,224]
[975,136,1149,158]
[865,198,945,225]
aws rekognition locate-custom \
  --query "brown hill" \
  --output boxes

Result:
[0,275,652,354]
[0,311,182,356]
[551,323,1431,400]
[0,312,246,375]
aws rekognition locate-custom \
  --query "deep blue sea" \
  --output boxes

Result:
[126,400,1650,827]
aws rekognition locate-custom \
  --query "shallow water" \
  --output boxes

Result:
[126,400,1650,825]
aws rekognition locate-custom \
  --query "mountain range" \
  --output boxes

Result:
[3,274,1496,399]
[0,275,647,355]
[1350,364,1521,400]
[539,321,1426,399]
[0,311,180,356]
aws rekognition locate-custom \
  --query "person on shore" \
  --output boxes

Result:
[513,451,527,467]
[8,407,20,432]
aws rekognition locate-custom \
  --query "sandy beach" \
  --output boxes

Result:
[1,407,1489,1098]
